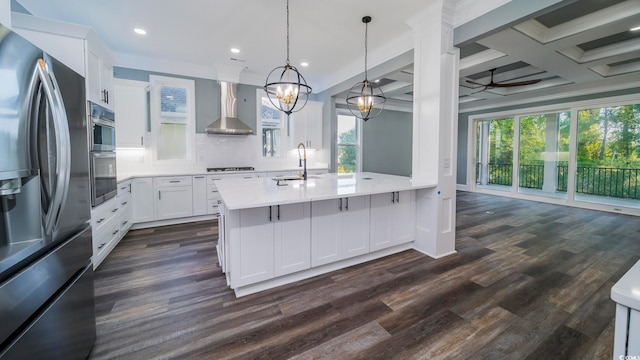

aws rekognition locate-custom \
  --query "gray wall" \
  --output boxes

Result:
[362,109,413,176]
[456,87,640,185]
[113,67,259,133]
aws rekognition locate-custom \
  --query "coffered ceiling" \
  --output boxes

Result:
[372,0,640,113]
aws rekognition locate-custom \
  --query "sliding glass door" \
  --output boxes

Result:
[575,105,640,207]
[475,118,514,190]
[471,99,640,211]
[517,112,570,199]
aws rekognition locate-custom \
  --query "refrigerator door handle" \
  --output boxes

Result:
[35,58,71,236]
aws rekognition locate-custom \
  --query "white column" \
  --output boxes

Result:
[542,113,559,193]
[408,0,458,258]
[0,0,11,29]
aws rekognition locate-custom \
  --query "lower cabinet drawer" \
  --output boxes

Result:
[207,199,220,215]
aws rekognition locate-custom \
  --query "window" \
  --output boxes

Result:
[475,118,514,188]
[470,96,640,211]
[576,104,640,204]
[336,114,360,173]
[258,92,284,157]
[150,75,195,161]
[517,112,570,199]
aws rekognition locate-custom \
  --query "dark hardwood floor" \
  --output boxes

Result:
[89,191,640,359]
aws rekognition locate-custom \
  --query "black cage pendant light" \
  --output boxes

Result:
[264,0,312,116]
[346,16,386,121]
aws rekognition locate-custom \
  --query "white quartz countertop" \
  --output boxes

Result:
[116,167,329,182]
[215,172,437,210]
[612,259,640,310]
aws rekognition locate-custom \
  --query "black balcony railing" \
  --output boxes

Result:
[476,163,640,200]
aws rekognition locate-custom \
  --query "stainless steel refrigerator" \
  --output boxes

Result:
[0,24,96,359]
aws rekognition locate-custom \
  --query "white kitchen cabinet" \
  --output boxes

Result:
[370,190,416,251]
[153,176,193,220]
[192,175,207,216]
[11,14,115,110]
[230,206,275,287]
[114,79,148,148]
[290,100,322,149]
[311,195,370,267]
[86,40,114,110]
[274,203,311,276]
[131,177,154,223]
[229,202,311,287]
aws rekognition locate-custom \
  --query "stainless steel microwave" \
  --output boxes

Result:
[88,101,116,151]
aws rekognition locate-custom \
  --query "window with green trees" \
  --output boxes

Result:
[337,115,358,173]
[576,104,640,199]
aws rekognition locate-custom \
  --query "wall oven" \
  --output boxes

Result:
[88,101,117,206]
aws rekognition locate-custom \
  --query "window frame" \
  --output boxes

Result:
[467,93,640,215]
[256,88,287,158]
[149,75,196,163]
[335,109,363,173]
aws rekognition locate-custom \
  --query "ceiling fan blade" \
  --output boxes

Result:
[489,79,541,88]
[470,86,488,95]
[466,79,487,86]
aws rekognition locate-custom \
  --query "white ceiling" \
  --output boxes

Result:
[16,0,639,113]
[14,0,440,92]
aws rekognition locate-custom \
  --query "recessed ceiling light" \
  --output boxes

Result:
[374,79,380,83]
[631,26,640,31]
[231,48,240,54]
[134,28,147,35]
[301,62,309,67]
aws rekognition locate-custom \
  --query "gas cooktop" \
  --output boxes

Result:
[206,167,255,172]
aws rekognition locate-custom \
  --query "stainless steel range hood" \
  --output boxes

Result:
[205,81,254,135]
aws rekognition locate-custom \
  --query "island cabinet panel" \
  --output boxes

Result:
[311,195,370,267]
[370,190,416,251]
[311,199,343,266]
[230,207,275,287]
[229,203,311,287]
[274,203,311,277]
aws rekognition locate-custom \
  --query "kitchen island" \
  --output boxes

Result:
[215,172,441,296]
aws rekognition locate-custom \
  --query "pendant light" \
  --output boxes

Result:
[346,16,386,121]
[264,0,312,115]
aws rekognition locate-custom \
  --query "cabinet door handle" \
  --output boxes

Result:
[396,192,400,203]
[269,206,272,222]
[120,186,128,190]
[243,176,252,179]
[106,90,109,104]
[277,205,280,220]
[122,220,128,226]
[112,229,119,235]
[159,190,162,200]
[169,180,181,183]
[141,136,144,146]
[96,217,106,224]
[98,242,106,249]
[129,183,132,193]
[194,176,204,179]
[345,197,349,211]
[339,198,342,211]
[392,192,395,203]
[112,207,119,213]
[121,201,128,206]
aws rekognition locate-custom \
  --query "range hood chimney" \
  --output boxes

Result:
[205,81,254,135]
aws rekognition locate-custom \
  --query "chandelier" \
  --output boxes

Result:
[264,0,312,116]
[346,16,386,121]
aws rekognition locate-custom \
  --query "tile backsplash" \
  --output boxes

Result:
[117,134,329,178]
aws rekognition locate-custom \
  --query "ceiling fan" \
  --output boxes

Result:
[466,68,541,93]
